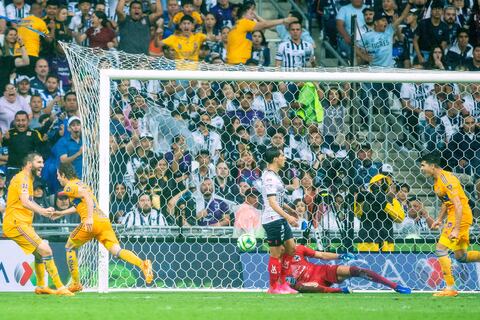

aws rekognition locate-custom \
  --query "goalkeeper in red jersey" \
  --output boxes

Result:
[288,244,411,294]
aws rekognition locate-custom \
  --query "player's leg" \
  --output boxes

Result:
[336,265,411,294]
[455,249,480,263]
[32,251,55,294]
[453,225,480,263]
[64,224,93,292]
[295,281,346,294]
[36,240,74,296]
[434,241,458,297]
[97,220,153,284]
[279,237,298,294]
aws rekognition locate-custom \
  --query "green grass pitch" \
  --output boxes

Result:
[1,292,479,320]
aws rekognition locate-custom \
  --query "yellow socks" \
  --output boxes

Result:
[437,255,455,288]
[34,260,46,287]
[43,256,64,289]
[466,251,480,262]
[118,249,143,267]
[66,249,80,284]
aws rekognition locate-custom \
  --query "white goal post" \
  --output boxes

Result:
[93,66,479,293]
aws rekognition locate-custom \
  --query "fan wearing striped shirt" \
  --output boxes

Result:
[275,21,315,68]
[122,193,169,227]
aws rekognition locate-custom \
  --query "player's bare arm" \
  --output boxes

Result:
[19,190,54,217]
[431,203,447,230]
[51,206,77,220]
[267,195,298,227]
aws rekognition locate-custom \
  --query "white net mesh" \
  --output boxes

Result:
[60,42,480,291]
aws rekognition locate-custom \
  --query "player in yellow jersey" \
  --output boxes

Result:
[53,162,153,293]
[420,152,480,297]
[2,153,73,296]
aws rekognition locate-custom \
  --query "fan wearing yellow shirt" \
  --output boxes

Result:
[420,152,480,297]
[172,0,203,26]
[161,15,207,61]
[226,3,298,65]
[53,163,153,293]
[2,153,73,296]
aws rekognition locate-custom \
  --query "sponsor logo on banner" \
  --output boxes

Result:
[0,241,36,291]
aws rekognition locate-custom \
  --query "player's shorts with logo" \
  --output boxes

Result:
[298,265,340,287]
[3,219,43,255]
[263,218,293,247]
[439,218,471,251]
[69,217,119,250]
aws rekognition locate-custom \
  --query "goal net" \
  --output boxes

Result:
[60,42,480,292]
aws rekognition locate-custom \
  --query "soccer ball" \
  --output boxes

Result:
[237,233,257,252]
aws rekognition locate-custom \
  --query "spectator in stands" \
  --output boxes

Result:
[191,149,216,188]
[250,30,270,66]
[381,0,398,24]
[413,0,449,64]
[356,4,412,68]
[356,7,374,44]
[162,0,180,37]
[227,90,264,129]
[214,161,241,203]
[16,75,31,103]
[444,6,462,46]
[195,178,230,226]
[77,11,116,50]
[150,156,175,213]
[292,169,318,218]
[395,196,434,237]
[445,116,480,177]
[422,83,451,151]
[466,44,480,71]
[116,0,162,55]
[400,8,419,65]
[226,3,297,65]
[468,0,480,46]
[172,0,203,26]
[352,143,382,190]
[111,182,133,223]
[211,0,234,28]
[132,166,153,196]
[192,113,222,162]
[30,58,49,94]
[161,15,207,61]
[123,193,169,227]
[3,110,44,180]
[50,191,80,224]
[1,27,18,57]
[250,119,269,148]
[15,3,52,77]
[29,94,45,130]
[234,187,261,236]
[69,0,92,46]
[210,25,229,62]
[275,21,315,69]
[276,10,315,47]
[51,6,72,43]
[125,132,159,189]
[0,83,30,133]
[252,82,287,127]
[203,12,220,49]
[336,0,366,59]
[0,35,28,97]
[165,134,192,176]
[396,182,410,212]
[462,83,480,122]
[322,87,346,147]
[6,0,30,21]
[39,75,63,114]
[56,116,83,178]
[293,82,323,128]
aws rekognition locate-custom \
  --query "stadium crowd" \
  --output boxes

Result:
[0,0,479,248]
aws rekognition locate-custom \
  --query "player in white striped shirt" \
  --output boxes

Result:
[275,21,315,69]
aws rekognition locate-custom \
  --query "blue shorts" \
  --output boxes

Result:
[263,219,294,247]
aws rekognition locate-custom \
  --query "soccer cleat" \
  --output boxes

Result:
[433,288,458,297]
[55,287,75,297]
[278,282,298,294]
[394,285,411,294]
[68,283,83,293]
[141,259,153,284]
[266,285,288,294]
[341,287,352,294]
[34,286,56,295]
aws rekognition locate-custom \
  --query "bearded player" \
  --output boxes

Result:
[420,152,480,297]
[288,244,411,294]
[2,153,73,296]
[52,162,153,292]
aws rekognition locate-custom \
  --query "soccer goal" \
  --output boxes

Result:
[60,42,480,293]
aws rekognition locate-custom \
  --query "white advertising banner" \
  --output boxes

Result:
[0,240,36,292]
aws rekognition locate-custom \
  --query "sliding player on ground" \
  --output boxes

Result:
[2,153,73,296]
[53,163,153,292]
[420,152,480,297]
[288,244,411,294]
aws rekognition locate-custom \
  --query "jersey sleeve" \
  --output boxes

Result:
[172,12,182,24]
[38,19,50,35]
[19,174,30,195]
[193,11,203,25]
[298,245,316,258]
[162,35,176,48]
[336,6,347,22]
[275,42,285,61]
[400,83,412,100]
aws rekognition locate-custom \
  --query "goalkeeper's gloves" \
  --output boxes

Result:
[341,287,352,294]
[339,253,357,261]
